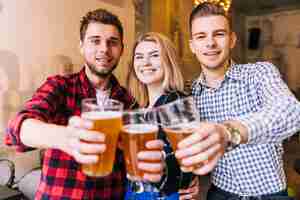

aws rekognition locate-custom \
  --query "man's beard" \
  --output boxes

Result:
[86,62,117,78]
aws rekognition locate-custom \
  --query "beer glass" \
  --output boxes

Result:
[81,98,123,177]
[121,109,159,181]
[156,96,200,171]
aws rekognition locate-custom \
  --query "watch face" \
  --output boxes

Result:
[232,130,241,145]
[224,124,241,151]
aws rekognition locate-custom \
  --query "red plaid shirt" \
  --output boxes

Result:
[5,68,138,200]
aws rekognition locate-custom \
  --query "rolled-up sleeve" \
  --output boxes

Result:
[4,76,65,152]
[5,113,44,152]
[238,62,300,144]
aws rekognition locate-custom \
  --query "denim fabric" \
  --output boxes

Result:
[125,185,179,200]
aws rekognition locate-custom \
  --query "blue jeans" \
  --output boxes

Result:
[206,184,294,200]
[125,191,179,200]
[125,182,179,200]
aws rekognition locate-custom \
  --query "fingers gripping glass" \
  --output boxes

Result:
[81,98,123,177]
[121,109,159,196]
[155,97,201,174]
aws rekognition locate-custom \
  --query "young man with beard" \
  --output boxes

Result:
[5,9,164,200]
[175,2,300,200]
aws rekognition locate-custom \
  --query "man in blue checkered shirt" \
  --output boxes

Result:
[175,2,300,200]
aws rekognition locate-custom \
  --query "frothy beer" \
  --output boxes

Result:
[164,122,199,172]
[81,111,122,177]
[121,124,158,180]
[164,126,193,151]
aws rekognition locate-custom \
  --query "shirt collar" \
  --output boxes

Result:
[79,66,138,109]
[79,67,122,98]
[193,60,243,87]
[225,60,244,81]
[79,67,96,98]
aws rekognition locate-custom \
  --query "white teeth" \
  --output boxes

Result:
[141,68,157,73]
[96,58,107,61]
[96,58,109,64]
[204,51,219,56]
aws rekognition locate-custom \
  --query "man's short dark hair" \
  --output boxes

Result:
[189,2,232,36]
[80,8,123,42]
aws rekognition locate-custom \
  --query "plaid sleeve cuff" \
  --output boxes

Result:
[5,112,44,152]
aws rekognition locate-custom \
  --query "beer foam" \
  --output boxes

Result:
[168,121,200,130]
[82,111,122,120]
[123,124,158,134]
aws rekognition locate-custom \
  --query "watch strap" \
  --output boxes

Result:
[223,123,241,151]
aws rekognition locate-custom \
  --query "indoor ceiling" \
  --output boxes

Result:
[232,0,300,15]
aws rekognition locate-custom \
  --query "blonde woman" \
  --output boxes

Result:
[126,32,200,200]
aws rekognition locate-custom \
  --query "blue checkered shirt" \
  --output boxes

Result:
[192,61,300,196]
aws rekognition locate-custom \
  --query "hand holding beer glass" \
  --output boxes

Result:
[121,109,164,191]
[156,97,203,172]
[81,98,123,177]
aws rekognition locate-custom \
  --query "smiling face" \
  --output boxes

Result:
[133,41,164,86]
[189,15,236,72]
[80,22,123,79]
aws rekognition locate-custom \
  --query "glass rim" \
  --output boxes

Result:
[154,96,200,127]
[158,96,194,107]
[81,98,124,111]
[122,108,150,115]
[82,98,123,104]
[122,108,158,125]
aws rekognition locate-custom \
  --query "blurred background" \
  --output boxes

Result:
[0,0,299,199]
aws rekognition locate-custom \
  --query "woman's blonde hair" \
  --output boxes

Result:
[126,32,184,107]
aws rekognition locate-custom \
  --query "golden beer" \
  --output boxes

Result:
[81,111,122,177]
[121,124,158,180]
[164,127,193,152]
[164,122,199,172]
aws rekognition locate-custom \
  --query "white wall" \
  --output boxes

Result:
[245,10,300,91]
[0,0,135,178]
[0,0,135,91]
